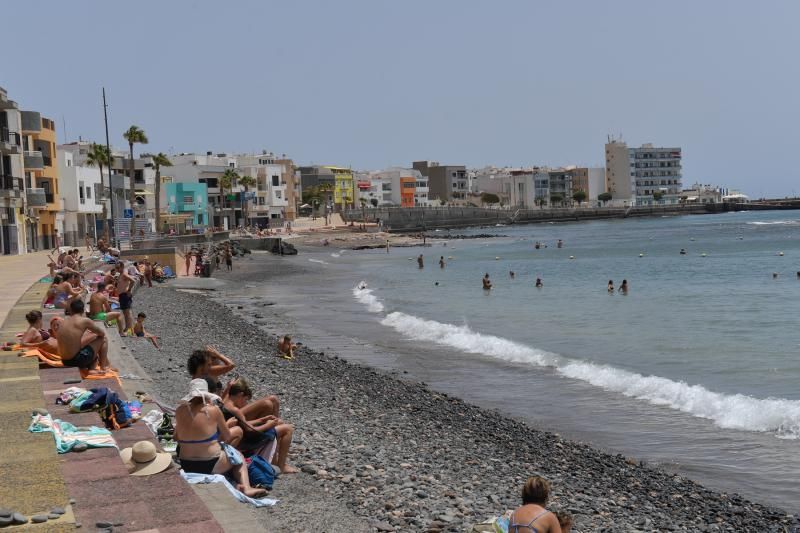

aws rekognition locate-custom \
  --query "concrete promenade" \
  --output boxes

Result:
[0,252,264,531]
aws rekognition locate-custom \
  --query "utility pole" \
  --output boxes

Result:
[102,87,116,247]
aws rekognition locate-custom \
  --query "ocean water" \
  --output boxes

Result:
[230,210,800,510]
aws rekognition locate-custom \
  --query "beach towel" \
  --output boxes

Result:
[22,348,64,367]
[80,368,120,382]
[57,386,88,405]
[28,413,117,453]
[162,266,176,278]
[179,471,278,507]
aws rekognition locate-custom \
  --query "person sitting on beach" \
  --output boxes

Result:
[42,275,64,307]
[508,476,562,532]
[619,279,628,294]
[54,273,85,312]
[88,282,124,335]
[188,346,237,391]
[607,280,614,292]
[20,310,51,347]
[535,277,543,288]
[133,312,160,349]
[277,335,297,360]
[482,273,492,290]
[57,299,112,374]
[173,379,266,497]
[221,378,297,473]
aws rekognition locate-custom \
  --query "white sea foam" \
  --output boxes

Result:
[374,308,800,438]
[747,220,800,226]
[331,252,342,258]
[308,258,329,265]
[352,287,385,313]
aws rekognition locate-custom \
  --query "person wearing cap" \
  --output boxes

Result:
[121,441,172,476]
[174,379,267,498]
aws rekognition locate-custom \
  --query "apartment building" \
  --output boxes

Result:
[0,87,26,254]
[22,111,62,250]
[358,168,429,207]
[413,161,468,202]
[166,152,293,229]
[58,148,104,246]
[164,182,208,230]
[605,140,682,206]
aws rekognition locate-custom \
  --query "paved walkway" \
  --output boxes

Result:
[0,250,53,326]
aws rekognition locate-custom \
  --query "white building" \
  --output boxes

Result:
[166,152,290,229]
[0,87,27,254]
[58,149,104,245]
[357,168,429,207]
[605,139,683,206]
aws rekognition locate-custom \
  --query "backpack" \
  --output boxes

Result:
[247,455,278,490]
[90,388,132,430]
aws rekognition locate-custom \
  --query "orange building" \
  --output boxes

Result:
[400,176,415,207]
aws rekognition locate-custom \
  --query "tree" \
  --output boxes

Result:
[123,125,148,237]
[652,191,664,203]
[238,174,256,225]
[598,192,612,205]
[572,190,587,206]
[219,169,239,230]
[85,143,111,242]
[143,153,172,233]
[481,192,500,205]
[370,198,378,208]
[550,194,563,206]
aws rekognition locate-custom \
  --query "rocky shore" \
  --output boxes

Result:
[123,255,797,533]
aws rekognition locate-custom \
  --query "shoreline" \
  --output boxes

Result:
[126,254,797,532]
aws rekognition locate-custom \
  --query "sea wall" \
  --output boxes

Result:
[345,205,714,232]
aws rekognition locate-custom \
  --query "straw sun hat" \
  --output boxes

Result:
[120,441,173,476]
[182,378,221,403]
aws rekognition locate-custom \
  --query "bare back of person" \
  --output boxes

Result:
[57,314,110,373]
[88,292,107,317]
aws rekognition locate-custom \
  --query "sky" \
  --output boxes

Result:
[3,0,799,197]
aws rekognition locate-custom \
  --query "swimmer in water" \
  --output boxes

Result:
[357,281,368,290]
[619,279,628,294]
[482,273,492,290]
[608,280,614,292]
[773,272,779,279]
[509,271,515,279]
[680,248,687,255]
[417,254,424,269]
[535,277,543,288]
[557,239,563,248]
[439,256,445,269]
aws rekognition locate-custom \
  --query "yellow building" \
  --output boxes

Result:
[22,112,61,250]
[324,166,354,211]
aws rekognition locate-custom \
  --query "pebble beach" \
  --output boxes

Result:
[123,250,798,533]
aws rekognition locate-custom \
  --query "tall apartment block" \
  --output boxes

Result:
[0,87,26,254]
[605,140,682,206]
[22,111,61,250]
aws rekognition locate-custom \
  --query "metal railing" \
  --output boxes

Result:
[0,175,21,190]
[0,127,21,146]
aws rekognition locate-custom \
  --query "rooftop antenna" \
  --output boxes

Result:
[61,115,67,143]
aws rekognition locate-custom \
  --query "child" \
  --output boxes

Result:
[277,335,296,360]
[133,312,160,349]
[555,510,573,533]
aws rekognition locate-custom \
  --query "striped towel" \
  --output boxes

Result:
[28,413,117,453]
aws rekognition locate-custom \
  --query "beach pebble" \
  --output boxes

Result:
[374,521,395,531]
[95,521,113,528]
[31,514,48,523]
[31,407,49,416]
[72,443,88,452]
[50,506,65,515]
[0,509,11,518]
[0,516,11,527]
[47,513,61,520]
[11,513,27,525]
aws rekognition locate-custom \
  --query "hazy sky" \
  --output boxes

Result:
[3,1,798,197]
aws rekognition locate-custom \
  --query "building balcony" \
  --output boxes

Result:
[0,127,21,154]
[24,151,44,170]
[0,175,22,198]
[26,188,47,207]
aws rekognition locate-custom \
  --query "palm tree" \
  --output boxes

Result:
[146,153,172,233]
[85,143,111,242]
[123,125,148,236]
[238,174,256,226]
[219,169,239,230]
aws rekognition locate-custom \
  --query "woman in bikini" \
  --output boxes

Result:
[174,379,265,497]
[508,476,562,532]
[20,311,51,347]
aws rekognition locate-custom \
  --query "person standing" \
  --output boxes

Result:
[225,245,233,271]
[482,273,492,290]
[417,254,424,269]
[115,262,136,334]
[439,256,445,268]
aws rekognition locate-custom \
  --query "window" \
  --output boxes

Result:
[79,181,85,204]
[183,195,194,205]
[275,191,282,198]
[272,175,280,187]
[229,162,235,168]
[86,186,91,199]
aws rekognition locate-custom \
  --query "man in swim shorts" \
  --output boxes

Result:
[88,282,124,335]
[58,300,111,373]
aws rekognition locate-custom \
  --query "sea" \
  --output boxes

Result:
[226,210,800,511]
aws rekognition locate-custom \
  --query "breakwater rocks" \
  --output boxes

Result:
[128,284,796,532]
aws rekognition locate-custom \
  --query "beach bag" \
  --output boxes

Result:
[97,390,132,430]
[247,455,277,490]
